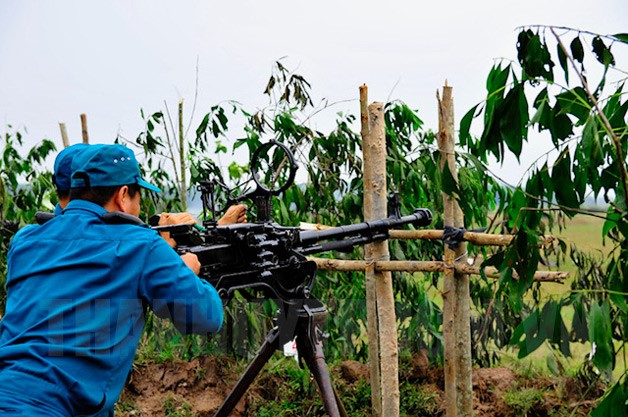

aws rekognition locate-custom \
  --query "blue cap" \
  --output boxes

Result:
[53,144,90,192]
[70,144,161,193]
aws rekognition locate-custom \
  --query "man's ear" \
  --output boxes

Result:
[113,185,130,213]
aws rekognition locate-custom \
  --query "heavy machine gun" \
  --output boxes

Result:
[154,141,432,417]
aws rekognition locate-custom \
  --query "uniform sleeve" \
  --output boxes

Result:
[6,225,38,284]
[138,238,223,334]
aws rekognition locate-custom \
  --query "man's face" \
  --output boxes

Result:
[129,189,141,218]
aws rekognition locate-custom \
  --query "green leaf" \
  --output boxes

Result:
[603,209,621,237]
[530,88,552,132]
[530,98,548,128]
[459,104,480,147]
[588,301,615,376]
[540,300,570,356]
[612,33,628,43]
[214,141,228,154]
[549,104,574,141]
[571,299,589,342]
[498,83,528,158]
[478,64,513,161]
[196,114,210,138]
[591,381,628,417]
[441,162,459,198]
[552,148,579,208]
[189,163,199,181]
[227,161,244,179]
[510,309,545,358]
[517,30,554,80]
[592,36,616,66]
[605,90,628,129]
[570,37,584,64]
[608,257,628,314]
[556,87,592,125]
[581,117,602,165]
[486,64,510,95]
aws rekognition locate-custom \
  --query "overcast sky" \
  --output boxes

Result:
[0,0,626,184]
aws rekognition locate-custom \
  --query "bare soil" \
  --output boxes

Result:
[116,354,604,416]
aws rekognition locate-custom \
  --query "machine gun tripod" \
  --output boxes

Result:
[155,140,433,416]
[215,298,343,417]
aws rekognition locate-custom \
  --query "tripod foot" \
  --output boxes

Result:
[213,327,280,417]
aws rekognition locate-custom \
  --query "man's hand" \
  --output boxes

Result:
[180,252,201,275]
[158,212,198,247]
[218,204,247,225]
[159,212,197,227]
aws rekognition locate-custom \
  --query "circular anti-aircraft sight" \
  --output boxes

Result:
[250,139,298,195]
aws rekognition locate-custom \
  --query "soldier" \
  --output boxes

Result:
[0,144,224,416]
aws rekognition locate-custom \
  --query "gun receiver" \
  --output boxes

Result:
[157,208,432,304]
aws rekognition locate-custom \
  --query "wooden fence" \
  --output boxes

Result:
[302,83,569,417]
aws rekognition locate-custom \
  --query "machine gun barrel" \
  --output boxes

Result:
[297,208,432,255]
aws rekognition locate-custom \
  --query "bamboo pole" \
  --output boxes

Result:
[58,123,70,148]
[364,100,400,417]
[178,99,187,210]
[359,85,382,417]
[80,114,89,144]
[389,230,555,247]
[307,258,568,282]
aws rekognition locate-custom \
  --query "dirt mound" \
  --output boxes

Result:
[338,360,369,382]
[472,367,516,416]
[116,354,602,416]
[119,356,245,417]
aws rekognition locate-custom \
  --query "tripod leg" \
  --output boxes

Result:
[214,327,281,417]
[297,328,342,417]
[332,384,350,417]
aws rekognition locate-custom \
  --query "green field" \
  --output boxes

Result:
[557,214,610,255]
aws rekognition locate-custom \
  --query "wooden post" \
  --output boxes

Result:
[59,123,70,148]
[454,207,473,414]
[80,114,89,144]
[438,84,458,417]
[364,101,400,417]
[438,83,473,417]
[359,85,383,417]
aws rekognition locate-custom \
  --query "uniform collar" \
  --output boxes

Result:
[63,199,109,218]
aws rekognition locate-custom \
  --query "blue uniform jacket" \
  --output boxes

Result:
[0,200,223,416]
